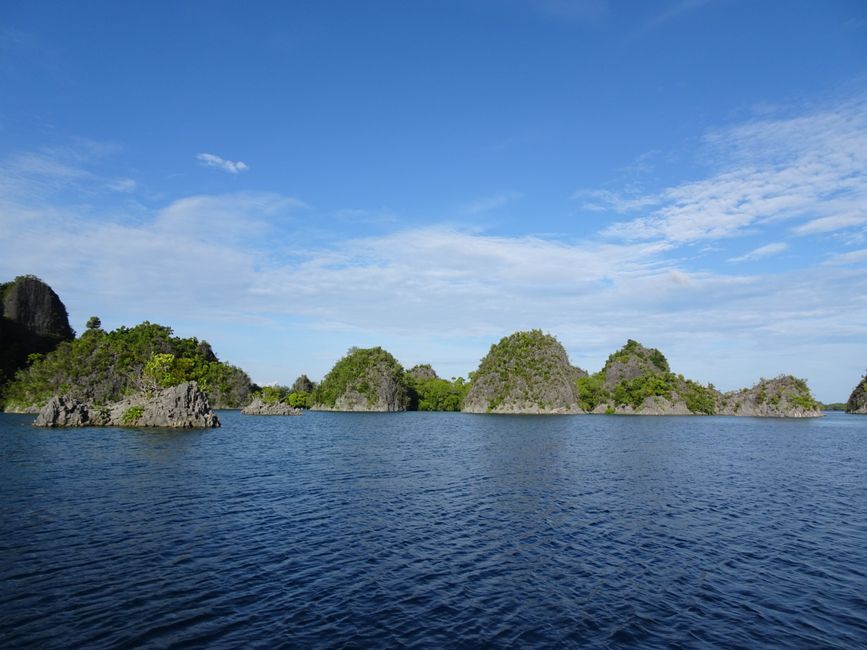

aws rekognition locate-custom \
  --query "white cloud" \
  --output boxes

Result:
[823,248,867,266]
[196,152,249,174]
[600,95,867,243]
[794,212,867,235]
[728,242,788,263]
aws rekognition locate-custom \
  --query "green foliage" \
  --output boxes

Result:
[86,316,102,331]
[315,347,408,408]
[259,385,290,404]
[3,320,253,408]
[603,339,670,374]
[409,375,469,411]
[122,405,144,426]
[291,374,315,394]
[681,379,717,415]
[612,372,675,409]
[287,390,314,409]
[576,373,609,411]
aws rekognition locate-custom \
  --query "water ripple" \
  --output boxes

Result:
[1,411,866,648]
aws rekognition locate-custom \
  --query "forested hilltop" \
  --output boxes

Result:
[3,319,253,411]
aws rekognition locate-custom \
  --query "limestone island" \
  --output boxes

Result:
[846,373,867,414]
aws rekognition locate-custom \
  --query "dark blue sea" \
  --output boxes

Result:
[1,410,866,648]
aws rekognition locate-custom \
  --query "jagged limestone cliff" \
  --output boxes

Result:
[462,330,586,414]
[845,373,867,414]
[33,381,220,428]
[718,376,822,418]
[313,347,410,412]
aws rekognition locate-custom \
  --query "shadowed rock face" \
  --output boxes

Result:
[462,330,586,414]
[1,276,74,341]
[846,375,867,414]
[33,381,220,428]
[1,276,74,391]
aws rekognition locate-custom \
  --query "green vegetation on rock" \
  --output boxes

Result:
[3,320,252,410]
[583,340,719,414]
[846,371,867,414]
[406,366,469,412]
[314,346,410,411]
[463,330,585,413]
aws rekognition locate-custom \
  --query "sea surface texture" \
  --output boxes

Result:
[2,411,866,648]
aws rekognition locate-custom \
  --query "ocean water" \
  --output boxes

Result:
[1,410,866,648]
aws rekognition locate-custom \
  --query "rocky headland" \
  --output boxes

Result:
[241,397,302,416]
[846,374,867,414]
[33,381,220,428]
[462,330,587,414]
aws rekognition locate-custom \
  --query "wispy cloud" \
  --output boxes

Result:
[196,152,249,174]
[728,242,788,263]
[823,248,867,266]
[599,95,867,243]
[459,191,523,215]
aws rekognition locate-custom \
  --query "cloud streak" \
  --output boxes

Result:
[599,95,867,244]
[728,242,788,263]
[196,152,249,174]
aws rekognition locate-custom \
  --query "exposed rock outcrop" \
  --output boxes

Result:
[407,364,438,382]
[0,276,74,397]
[718,376,822,418]
[241,397,302,416]
[33,381,220,428]
[313,347,410,412]
[579,340,718,415]
[462,330,586,414]
[845,374,867,414]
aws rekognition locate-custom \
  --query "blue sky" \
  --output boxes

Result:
[2,0,866,401]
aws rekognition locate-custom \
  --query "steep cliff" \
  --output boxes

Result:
[0,276,74,399]
[462,330,586,414]
[845,373,867,414]
[313,347,410,412]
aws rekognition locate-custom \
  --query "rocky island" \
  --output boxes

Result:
[313,347,411,412]
[462,330,587,414]
[33,381,220,428]
[846,373,867,414]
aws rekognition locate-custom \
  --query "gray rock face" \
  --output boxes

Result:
[407,364,438,381]
[462,330,584,414]
[241,397,302,416]
[313,347,410,412]
[1,275,74,340]
[845,376,867,414]
[718,376,822,418]
[33,381,220,428]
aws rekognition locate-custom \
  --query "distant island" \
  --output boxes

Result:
[2,275,860,422]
